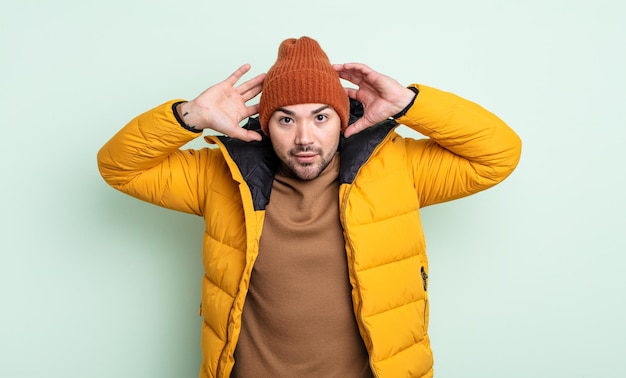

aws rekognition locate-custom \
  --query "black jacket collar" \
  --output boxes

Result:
[217,99,397,210]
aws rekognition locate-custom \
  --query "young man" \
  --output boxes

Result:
[98,36,522,377]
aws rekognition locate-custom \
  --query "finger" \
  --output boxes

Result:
[333,63,372,73]
[339,71,367,86]
[344,87,358,100]
[336,68,360,84]
[334,62,370,73]
[225,64,252,86]
[238,73,265,93]
[343,119,366,138]
[240,129,263,142]
[342,62,373,75]
[244,103,260,118]
[242,85,263,103]
[239,74,266,100]
[332,63,349,75]
[344,86,373,105]
[226,125,263,142]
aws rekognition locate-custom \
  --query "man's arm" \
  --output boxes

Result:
[400,84,522,207]
[97,64,266,214]
[97,100,215,215]
[334,62,521,206]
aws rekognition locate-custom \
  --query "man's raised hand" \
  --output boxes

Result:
[334,63,416,138]
[178,64,266,142]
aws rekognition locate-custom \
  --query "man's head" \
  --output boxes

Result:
[259,36,349,133]
[259,36,349,180]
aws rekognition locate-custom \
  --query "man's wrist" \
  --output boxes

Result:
[172,101,203,133]
[392,86,419,119]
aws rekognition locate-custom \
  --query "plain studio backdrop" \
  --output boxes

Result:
[1,0,624,377]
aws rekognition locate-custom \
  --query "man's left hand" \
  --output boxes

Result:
[334,63,416,138]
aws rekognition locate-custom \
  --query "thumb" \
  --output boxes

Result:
[223,123,263,142]
[234,128,263,142]
[344,87,358,100]
[343,119,367,138]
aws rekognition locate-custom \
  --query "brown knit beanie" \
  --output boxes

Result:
[259,36,349,135]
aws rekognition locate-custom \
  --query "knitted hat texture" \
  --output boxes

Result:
[259,37,349,134]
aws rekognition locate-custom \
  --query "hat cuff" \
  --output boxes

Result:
[259,69,349,134]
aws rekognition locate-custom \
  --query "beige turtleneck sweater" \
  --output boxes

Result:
[232,155,373,377]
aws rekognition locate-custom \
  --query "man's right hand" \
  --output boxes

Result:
[177,64,266,142]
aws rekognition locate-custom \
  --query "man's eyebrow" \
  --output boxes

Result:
[311,105,331,114]
[275,107,295,116]
[274,105,332,116]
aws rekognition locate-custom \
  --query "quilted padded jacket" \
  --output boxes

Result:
[97,84,522,377]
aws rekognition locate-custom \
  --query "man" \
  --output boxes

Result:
[98,36,521,377]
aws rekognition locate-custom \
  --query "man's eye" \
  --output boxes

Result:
[316,114,328,122]
[280,117,293,124]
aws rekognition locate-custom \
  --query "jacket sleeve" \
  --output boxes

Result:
[97,100,216,216]
[397,85,522,208]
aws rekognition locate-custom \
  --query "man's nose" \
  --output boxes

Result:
[294,121,314,145]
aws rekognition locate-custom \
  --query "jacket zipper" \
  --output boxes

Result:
[339,130,395,378]
[212,137,257,378]
[340,187,378,378]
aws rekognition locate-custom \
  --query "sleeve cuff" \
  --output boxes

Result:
[172,101,203,133]
[392,86,420,119]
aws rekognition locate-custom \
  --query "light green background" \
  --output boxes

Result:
[1,0,624,377]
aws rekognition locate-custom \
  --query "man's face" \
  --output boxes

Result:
[268,103,341,181]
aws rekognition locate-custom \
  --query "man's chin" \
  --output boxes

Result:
[289,163,323,181]
[293,169,322,181]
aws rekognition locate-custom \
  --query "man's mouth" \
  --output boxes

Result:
[293,152,318,163]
